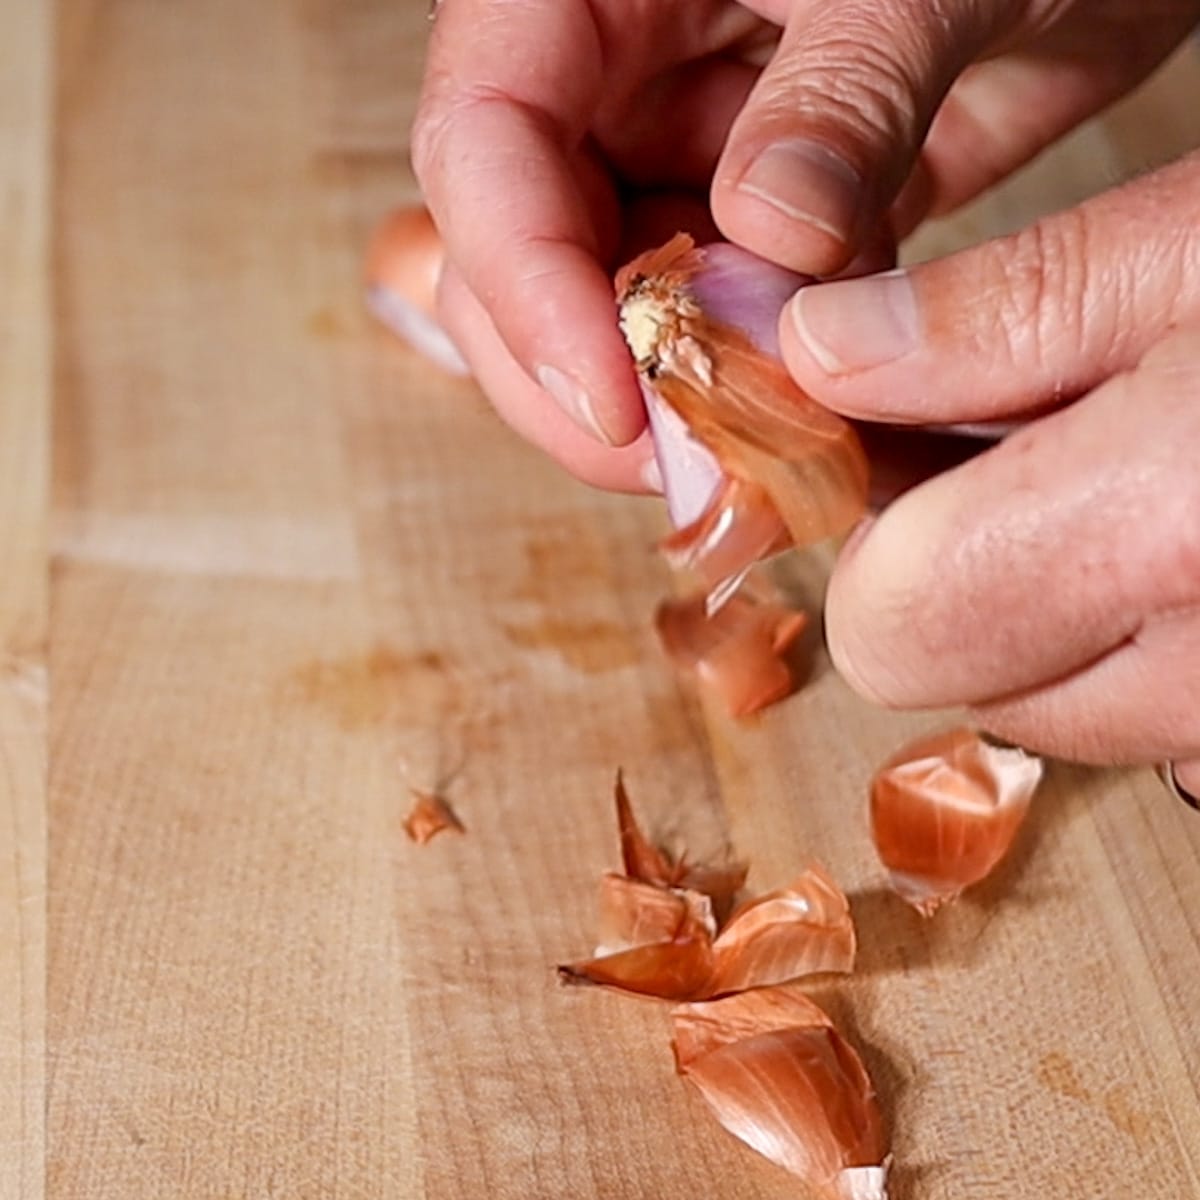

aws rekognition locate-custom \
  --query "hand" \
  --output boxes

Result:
[778,152,1200,786]
[413,0,1196,492]
[413,1,777,492]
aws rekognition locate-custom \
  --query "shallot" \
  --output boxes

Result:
[364,206,467,374]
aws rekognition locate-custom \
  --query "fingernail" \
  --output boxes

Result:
[640,455,664,495]
[536,364,615,445]
[738,140,861,244]
[790,269,919,375]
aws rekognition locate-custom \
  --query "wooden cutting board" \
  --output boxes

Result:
[10,3,1198,1197]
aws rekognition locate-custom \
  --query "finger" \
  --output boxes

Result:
[413,0,643,445]
[437,264,658,494]
[1175,760,1200,800]
[970,604,1200,767]
[711,0,1005,275]
[824,324,1200,710]
[595,57,757,188]
[916,35,1189,220]
[781,150,1200,422]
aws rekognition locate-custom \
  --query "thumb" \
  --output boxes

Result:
[779,150,1200,423]
[712,0,1004,275]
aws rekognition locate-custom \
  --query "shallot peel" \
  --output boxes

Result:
[594,873,717,957]
[561,779,856,999]
[656,590,808,717]
[402,789,464,844]
[870,727,1044,915]
[558,892,718,999]
[706,864,856,994]
[364,206,467,374]
[614,771,748,908]
[672,988,889,1199]
[616,235,870,592]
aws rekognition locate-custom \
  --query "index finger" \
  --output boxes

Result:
[412,0,644,445]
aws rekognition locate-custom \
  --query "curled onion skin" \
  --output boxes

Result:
[594,873,717,958]
[671,990,888,1199]
[671,982,832,1068]
[364,206,467,375]
[617,235,869,565]
[706,863,856,995]
[659,476,791,597]
[656,590,808,718]
[614,772,748,910]
[557,893,717,1000]
[870,727,1044,915]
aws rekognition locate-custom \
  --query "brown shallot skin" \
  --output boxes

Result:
[616,235,869,565]
[870,727,1044,915]
[613,771,748,910]
[705,863,856,995]
[671,988,889,1199]
[402,789,464,845]
[655,590,808,718]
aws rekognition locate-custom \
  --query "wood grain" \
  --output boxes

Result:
[49,4,1199,1198]
[0,4,49,1199]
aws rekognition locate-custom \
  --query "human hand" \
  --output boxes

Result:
[413,0,1196,493]
[779,151,1200,787]
[413,1,780,492]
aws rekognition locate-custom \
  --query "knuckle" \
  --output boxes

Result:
[972,210,1094,374]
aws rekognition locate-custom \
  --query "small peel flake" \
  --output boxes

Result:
[402,789,465,845]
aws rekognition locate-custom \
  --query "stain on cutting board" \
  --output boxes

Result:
[501,617,639,675]
[283,645,454,729]
[1037,1051,1153,1145]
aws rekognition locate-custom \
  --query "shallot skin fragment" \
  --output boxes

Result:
[402,789,465,845]
[706,863,856,994]
[655,591,808,718]
[364,206,467,375]
[613,771,748,909]
[671,988,889,1199]
[870,727,1043,914]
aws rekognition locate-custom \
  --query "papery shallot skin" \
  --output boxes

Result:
[871,727,1043,914]
[706,864,856,995]
[614,772,749,909]
[655,590,808,718]
[616,236,869,577]
[671,989,889,1199]
[594,873,717,958]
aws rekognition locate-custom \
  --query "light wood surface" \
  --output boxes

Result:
[44,5,1200,1198]
[0,5,49,1199]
